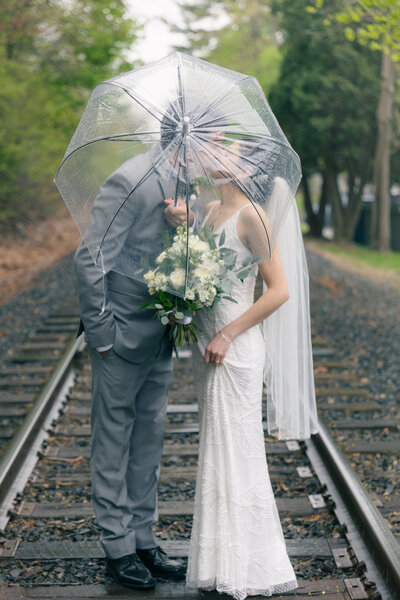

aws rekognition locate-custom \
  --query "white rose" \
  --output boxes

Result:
[199,290,209,303]
[193,266,212,281]
[144,270,156,283]
[200,259,220,276]
[154,272,168,289]
[185,288,195,301]
[190,237,208,252]
[156,251,167,264]
[169,268,186,290]
[170,240,185,257]
[207,287,216,305]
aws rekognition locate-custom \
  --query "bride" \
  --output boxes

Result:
[186,143,317,599]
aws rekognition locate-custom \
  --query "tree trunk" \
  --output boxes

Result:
[302,175,326,237]
[317,176,328,236]
[343,174,365,242]
[370,51,395,252]
[324,160,343,240]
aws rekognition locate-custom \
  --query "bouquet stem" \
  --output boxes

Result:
[170,320,198,346]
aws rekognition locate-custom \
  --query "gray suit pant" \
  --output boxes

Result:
[88,345,172,559]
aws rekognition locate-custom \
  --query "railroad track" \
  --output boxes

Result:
[0,303,399,599]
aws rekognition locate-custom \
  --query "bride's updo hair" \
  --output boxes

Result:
[228,136,280,205]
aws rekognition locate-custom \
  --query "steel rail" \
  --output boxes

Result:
[0,335,83,507]
[311,418,400,598]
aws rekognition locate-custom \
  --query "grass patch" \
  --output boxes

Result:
[307,239,400,273]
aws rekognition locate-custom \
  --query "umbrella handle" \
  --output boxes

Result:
[174,117,190,207]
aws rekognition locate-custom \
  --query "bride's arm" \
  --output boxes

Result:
[204,208,289,365]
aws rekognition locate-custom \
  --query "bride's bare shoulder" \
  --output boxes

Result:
[240,203,270,230]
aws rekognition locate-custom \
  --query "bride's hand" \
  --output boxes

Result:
[204,331,231,366]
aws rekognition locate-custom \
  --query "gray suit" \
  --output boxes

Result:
[74,149,181,558]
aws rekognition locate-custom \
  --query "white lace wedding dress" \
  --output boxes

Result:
[186,205,298,599]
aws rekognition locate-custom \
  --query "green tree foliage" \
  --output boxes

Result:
[0,0,140,228]
[336,1,399,252]
[307,0,400,251]
[172,0,281,94]
[335,0,400,57]
[270,0,380,241]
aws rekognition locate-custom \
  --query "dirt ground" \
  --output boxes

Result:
[1,215,399,307]
[0,213,80,306]
[305,239,400,294]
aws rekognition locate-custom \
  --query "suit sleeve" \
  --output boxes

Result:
[74,240,116,348]
[73,169,138,349]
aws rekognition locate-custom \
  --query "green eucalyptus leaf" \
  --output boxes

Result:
[220,278,233,293]
[204,226,217,249]
[223,254,237,269]
[161,316,169,325]
[226,270,238,282]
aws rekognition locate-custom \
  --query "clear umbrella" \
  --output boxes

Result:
[54,52,301,297]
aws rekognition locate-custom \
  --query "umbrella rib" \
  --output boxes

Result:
[175,54,190,297]
[194,131,293,183]
[195,107,259,129]
[182,140,190,300]
[55,133,161,177]
[173,140,185,207]
[193,75,254,126]
[177,53,185,117]
[196,129,301,164]
[194,131,264,177]
[102,82,179,126]
[95,149,171,263]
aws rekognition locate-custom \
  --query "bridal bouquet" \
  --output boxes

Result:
[141,224,254,346]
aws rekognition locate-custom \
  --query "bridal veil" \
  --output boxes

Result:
[263,177,319,440]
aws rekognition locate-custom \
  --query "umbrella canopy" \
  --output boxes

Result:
[55,52,301,297]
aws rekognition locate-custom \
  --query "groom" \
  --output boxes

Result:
[74,138,192,589]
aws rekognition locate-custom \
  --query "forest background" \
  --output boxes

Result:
[0,0,399,254]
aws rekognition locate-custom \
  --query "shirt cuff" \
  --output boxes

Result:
[96,344,113,352]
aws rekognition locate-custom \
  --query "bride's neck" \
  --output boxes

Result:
[219,181,247,207]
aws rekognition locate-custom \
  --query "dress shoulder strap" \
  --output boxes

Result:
[232,203,253,224]
[206,202,218,218]
[201,202,218,227]
[237,202,252,215]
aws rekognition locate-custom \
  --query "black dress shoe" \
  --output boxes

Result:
[105,553,156,589]
[136,546,186,579]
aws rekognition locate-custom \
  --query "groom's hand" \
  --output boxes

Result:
[164,198,194,227]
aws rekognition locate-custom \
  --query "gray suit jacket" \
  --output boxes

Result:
[74,148,181,363]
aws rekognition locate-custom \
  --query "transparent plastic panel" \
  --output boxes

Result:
[55,52,301,298]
